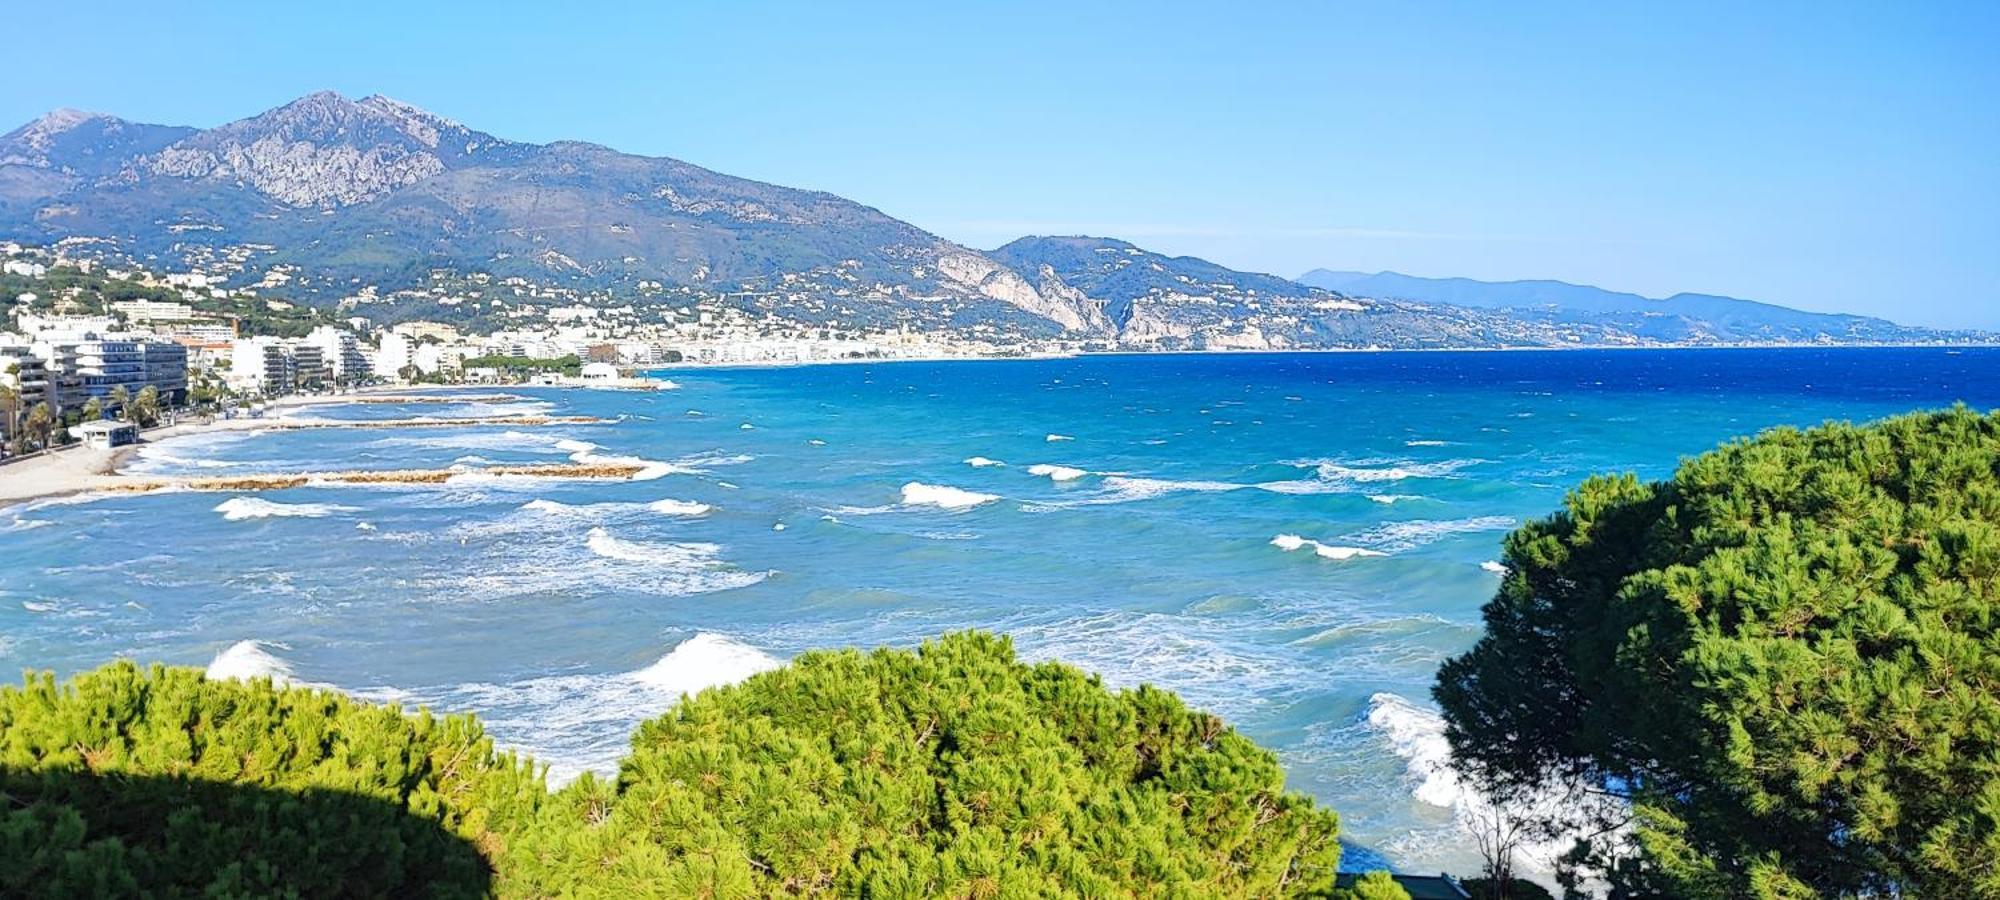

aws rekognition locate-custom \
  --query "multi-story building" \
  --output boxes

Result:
[0,343,51,442]
[290,343,328,389]
[304,326,371,383]
[139,341,189,402]
[228,338,296,396]
[72,339,147,402]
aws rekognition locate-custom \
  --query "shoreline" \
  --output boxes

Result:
[643,341,2000,373]
[0,387,616,506]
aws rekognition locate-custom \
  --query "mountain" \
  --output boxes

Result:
[1296,269,1932,344]
[0,93,1978,349]
[991,236,1759,350]
[0,91,1073,336]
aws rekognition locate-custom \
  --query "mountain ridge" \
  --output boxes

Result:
[0,93,1980,349]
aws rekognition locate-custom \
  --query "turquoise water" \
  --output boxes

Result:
[4,347,1998,873]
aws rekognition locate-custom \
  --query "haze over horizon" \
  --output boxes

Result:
[4,1,1994,328]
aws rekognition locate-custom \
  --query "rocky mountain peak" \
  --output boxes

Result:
[136,91,511,209]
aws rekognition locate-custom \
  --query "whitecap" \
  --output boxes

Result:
[1045,433,1073,442]
[429,633,782,784]
[1480,560,1509,574]
[648,499,712,517]
[899,482,1000,509]
[1270,533,1387,561]
[205,639,296,683]
[1026,463,1088,482]
[1343,516,1517,553]
[214,497,358,521]
[964,456,1004,468]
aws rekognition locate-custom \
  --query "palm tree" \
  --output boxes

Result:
[130,385,161,428]
[22,402,52,452]
[109,385,131,420]
[80,397,103,423]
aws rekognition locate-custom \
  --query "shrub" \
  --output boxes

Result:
[3,632,1342,897]
[1435,407,2000,896]
[507,631,1342,897]
[0,662,542,897]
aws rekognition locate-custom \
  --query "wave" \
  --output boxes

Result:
[214,497,359,521]
[1271,534,1388,561]
[205,639,297,683]
[559,442,688,481]
[1045,433,1073,442]
[374,430,572,453]
[1026,463,1088,482]
[1364,692,1616,887]
[1481,560,1509,574]
[1343,516,1516,552]
[1368,494,1423,504]
[1365,692,1463,808]
[964,456,1004,468]
[647,499,712,517]
[899,482,1000,509]
[1405,439,1453,447]
[430,633,782,785]
[585,527,721,564]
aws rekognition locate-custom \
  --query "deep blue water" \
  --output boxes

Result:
[4,347,1997,874]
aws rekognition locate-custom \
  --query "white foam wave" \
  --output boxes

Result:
[1271,534,1388,561]
[964,456,1004,468]
[1026,463,1088,482]
[1344,516,1516,552]
[432,633,782,784]
[586,527,719,564]
[1365,692,1618,887]
[205,640,296,683]
[648,498,712,516]
[1368,494,1423,504]
[214,497,358,521]
[1481,560,1509,574]
[899,482,1000,509]
[1315,458,1481,482]
[1045,433,1073,442]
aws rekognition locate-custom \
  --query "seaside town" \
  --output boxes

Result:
[0,241,1046,455]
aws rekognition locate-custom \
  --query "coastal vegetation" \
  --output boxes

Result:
[1436,406,2000,896]
[2,632,1363,897]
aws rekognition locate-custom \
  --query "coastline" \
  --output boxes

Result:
[0,385,547,506]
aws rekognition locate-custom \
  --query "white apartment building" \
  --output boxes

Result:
[304,325,372,383]
[228,337,296,396]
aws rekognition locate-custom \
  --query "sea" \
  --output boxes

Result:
[4,347,1998,875]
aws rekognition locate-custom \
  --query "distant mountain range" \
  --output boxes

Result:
[0,92,1980,349]
[1296,270,1925,345]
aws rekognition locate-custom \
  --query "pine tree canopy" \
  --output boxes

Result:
[1,631,1355,898]
[1434,406,2000,897]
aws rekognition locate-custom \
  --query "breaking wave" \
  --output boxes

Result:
[1271,534,1388,561]
[964,456,1004,468]
[1342,516,1517,552]
[430,633,783,784]
[1026,463,1088,482]
[899,482,1001,509]
[214,497,359,521]
[205,639,297,683]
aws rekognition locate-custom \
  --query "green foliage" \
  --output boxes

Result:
[1343,870,1413,899]
[1435,406,2000,897]
[4,632,1340,897]
[507,631,1341,897]
[460,354,583,377]
[0,662,544,898]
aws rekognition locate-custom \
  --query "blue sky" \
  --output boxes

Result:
[5,1,1996,327]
